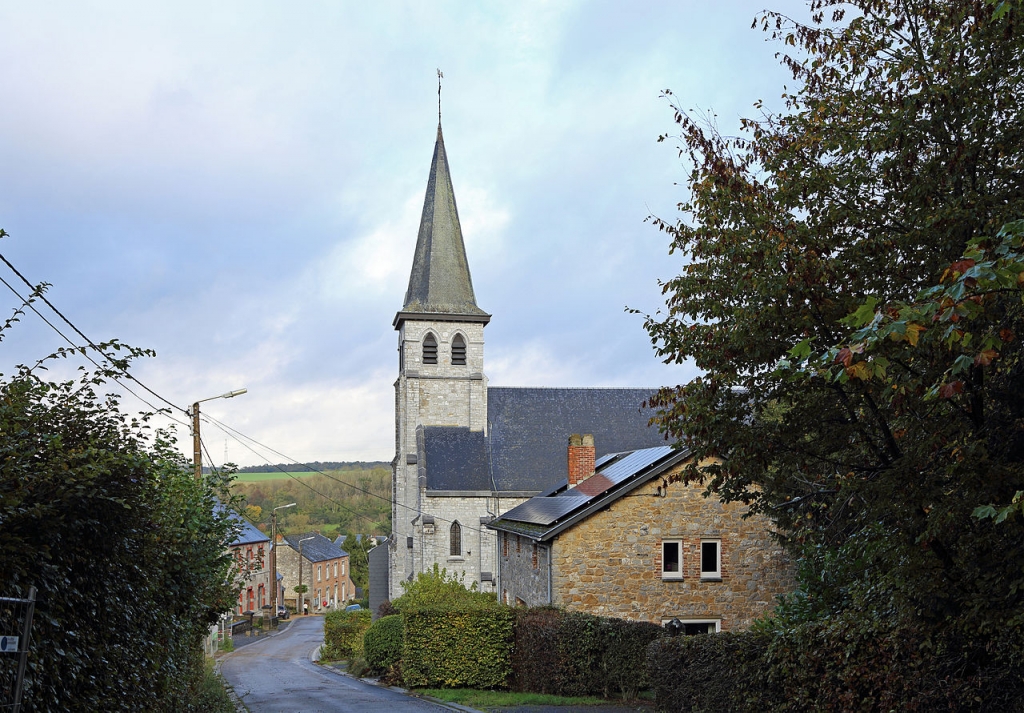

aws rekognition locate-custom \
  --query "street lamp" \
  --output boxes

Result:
[190,388,247,480]
[297,536,315,614]
[270,503,296,618]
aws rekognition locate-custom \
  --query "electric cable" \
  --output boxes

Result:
[0,253,187,415]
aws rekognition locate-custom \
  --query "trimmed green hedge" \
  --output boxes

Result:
[364,614,403,674]
[512,608,665,699]
[321,609,372,661]
[402,603,514,689]
[646,616,1024,712]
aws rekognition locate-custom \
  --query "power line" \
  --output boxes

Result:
[0,273,193,430]
[202,414,490,537]
[0,252,187,415]
[202,417,386,531]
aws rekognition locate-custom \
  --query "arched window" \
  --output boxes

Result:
[422,333,438,364]
[450,521,462,557]
[451,334,467,365]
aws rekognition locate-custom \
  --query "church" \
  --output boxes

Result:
[384,122,666,601]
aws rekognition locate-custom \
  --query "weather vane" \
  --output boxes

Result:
[437,68,443,122]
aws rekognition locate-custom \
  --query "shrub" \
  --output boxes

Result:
[402,603,514,689]
[321,609,372,661]
[0,356,239,712]
[512,607,665,699]
[511,608,562,694]
[392,563,495,612]
[364,614,403,675]
[598,616,664,700]
[646,615,1024,712]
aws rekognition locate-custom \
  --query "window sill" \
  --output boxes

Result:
[661,574,683,581]
[700,576,722,582]
[448,556,465,562]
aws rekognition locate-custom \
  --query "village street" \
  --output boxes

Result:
[219,616,451,713]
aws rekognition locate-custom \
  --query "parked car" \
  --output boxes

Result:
[344,603,361,612]
[277,604,290,619]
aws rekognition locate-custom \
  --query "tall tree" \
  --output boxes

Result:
[644,0,1024,630]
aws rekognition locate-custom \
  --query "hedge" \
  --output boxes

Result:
[646,615,1024,712]
[401,603,514,689]
[363,614,403,674]
[321,609,372,661]
[512,607,665,699]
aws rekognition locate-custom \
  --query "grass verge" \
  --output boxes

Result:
[421,689,609,708]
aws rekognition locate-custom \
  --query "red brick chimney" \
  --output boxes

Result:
[568,434,595,486]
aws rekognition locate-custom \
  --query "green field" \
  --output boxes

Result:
[233,471,321,483]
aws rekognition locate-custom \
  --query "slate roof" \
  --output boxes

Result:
[419,387,667,493]
[214,501,270,547]
[488,445,690,542]
[395,123,489,326]
[283,532,348,563]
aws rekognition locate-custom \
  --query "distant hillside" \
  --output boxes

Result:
[203,461,390,474]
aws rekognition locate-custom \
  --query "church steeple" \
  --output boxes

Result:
[394,123,490,329]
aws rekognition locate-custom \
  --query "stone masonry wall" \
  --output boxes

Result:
[498,531,550,606]
[549,462,797,630]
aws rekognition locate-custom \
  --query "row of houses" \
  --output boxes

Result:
[226,519,357,615]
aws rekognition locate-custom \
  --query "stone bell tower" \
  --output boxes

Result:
[389,123,490,598]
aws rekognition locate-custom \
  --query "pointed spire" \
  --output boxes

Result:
[395,123,489,328]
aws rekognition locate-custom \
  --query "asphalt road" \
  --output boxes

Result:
[219,616,451,713]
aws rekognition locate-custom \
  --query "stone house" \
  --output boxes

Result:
[385,122,665,600]
[487,436,797,631]
[226,511,272,615]
[277,532,354,613]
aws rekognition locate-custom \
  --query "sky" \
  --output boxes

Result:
[0,0,808,467]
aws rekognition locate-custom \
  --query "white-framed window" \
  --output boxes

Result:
[317,564,322,582]
[700,540,721,580]
[661,540,683,580]
[662,618,721,635]
[334,561,338,578]
[341,561,345,576]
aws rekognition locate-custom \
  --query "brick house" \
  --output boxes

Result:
[487,436,797,631]
[277,532,354,613]
[227,512,272,615]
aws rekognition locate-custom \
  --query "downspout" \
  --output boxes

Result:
[547,542,553,606]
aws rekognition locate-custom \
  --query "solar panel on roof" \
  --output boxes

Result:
[501,495,589,526]
[599,446,675,486]
[594,452,625,468]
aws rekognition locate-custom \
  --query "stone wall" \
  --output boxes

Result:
[545,462,796,630]
[497,532,550,606]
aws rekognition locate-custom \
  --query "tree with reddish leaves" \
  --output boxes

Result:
[644,0,1024,645]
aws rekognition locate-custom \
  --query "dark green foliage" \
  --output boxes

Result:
[391,563,495,612]
[510,608,562,694]
[647,632,774,712]
[597,616,664,700]
[647,615,1024,712]
[363,614,403,675]
[342,533,370,594]
[641,0,1024,692]
[0,347,238,712]
[511,608,665,699]
[401,603,514,689]
[321,609,372,661]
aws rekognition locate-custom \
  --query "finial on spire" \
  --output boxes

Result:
[437,68,443,122]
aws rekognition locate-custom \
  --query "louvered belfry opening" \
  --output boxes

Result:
[423,333,438,364]
[451,334,467,365]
